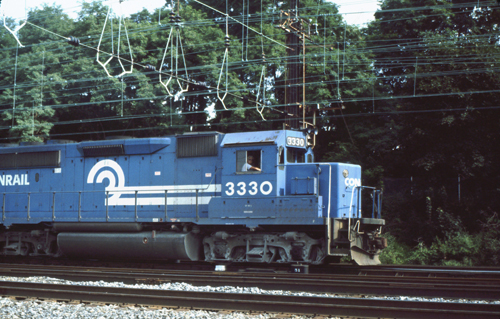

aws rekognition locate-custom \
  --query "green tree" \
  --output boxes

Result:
[367,0,500,247]
[0,5,71,142]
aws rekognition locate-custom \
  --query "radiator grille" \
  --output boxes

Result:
[82,145,125,157]
[0,151,60,168]
[177,135,218,158]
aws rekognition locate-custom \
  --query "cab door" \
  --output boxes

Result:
[218,145,277,220]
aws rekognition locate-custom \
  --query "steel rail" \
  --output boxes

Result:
[5,262,500,280]
[352,264,500,278]
[0,264,500,300]
[0,281,499,319]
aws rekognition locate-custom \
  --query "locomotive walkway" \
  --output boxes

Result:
[0,263,500,300]
[0,280,499,319]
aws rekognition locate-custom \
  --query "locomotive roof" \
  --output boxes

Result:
[221,130,281,146]
[221,130,306,147]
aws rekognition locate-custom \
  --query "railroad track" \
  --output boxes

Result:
[349,264,500,279]
[5,257,500,278]
[0,280,499,319]
[0,263,500,300]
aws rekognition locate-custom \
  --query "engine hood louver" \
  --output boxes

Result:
[78,138,171,157]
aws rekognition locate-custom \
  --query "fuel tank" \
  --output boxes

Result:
[57,231,202,261]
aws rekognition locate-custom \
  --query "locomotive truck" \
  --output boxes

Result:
[0,130,386,265]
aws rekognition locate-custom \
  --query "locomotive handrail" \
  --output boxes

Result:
[2,184,218,223]
[347,185,379,218]
[347,185,380,242]
[1,188,189,222]
[347,185,357,243]
[2,168,218,223]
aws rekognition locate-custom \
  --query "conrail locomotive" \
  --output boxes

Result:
[0,130,386,265]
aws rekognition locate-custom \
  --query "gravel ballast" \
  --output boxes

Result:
[0,275,497,318]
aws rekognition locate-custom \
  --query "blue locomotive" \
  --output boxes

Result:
[0,130,385,265]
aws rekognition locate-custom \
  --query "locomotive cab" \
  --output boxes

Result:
[203,130,385,265]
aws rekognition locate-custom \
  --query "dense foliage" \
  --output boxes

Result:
[370,0,500,265]
[0,0,499,265]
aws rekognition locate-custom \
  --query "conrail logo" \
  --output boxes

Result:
[0,174,30,186]
[87,159,220,207]
[345,178,361,187]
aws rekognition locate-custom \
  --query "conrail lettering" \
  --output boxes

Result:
[345,178,361,187]
[0,174,30,186]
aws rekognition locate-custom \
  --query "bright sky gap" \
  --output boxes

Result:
[1,0,379,26]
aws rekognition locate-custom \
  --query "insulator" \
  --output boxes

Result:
[67,36,80,46]
[262,53,266,63]
[224,36,230,48]
[144,64,156,72]
[175,15,182,23]
[169,11,176,23]
[313,23,319,35]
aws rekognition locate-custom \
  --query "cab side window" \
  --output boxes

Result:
[286,148,306,163]
[236,150,262,173]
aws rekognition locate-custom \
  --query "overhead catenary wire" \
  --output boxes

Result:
[1,56,497,118]
[241,0,245,61]
[2,83,500,125]
[96,1,134,78]
[159,11,189,97]
[255,0,267,121]
[11,42,19,127]
[2,101,500,143]
[1,0,27,47]
[0,7,488,57]
[20,20,269,107]
[190,0,291,50]
[216,0,230,110]
[0,0,497,136]
[0,34,496,98]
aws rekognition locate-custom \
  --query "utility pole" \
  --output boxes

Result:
[278,0,311,130]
